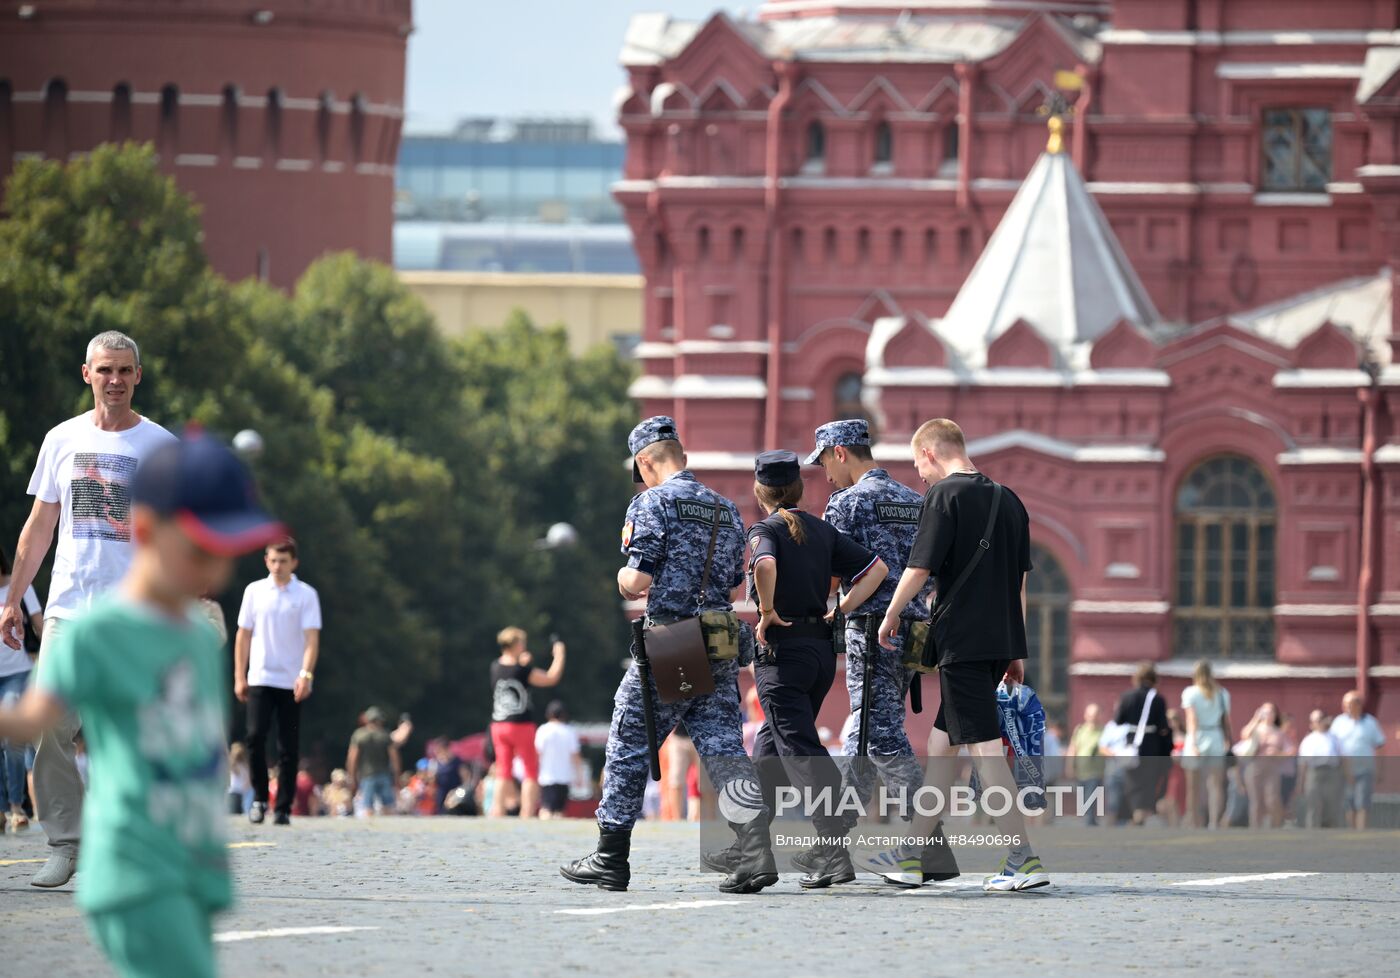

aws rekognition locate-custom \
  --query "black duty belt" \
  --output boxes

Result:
[768,616,832,642]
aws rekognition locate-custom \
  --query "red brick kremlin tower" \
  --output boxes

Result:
[0,0,410,288]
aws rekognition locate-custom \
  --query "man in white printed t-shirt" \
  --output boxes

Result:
[0,331,176,888]
[235,538,321,826]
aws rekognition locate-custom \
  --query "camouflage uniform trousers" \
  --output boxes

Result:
[596,633,765,833]
[840,619,925,814]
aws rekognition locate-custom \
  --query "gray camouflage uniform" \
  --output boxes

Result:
[596,417,765,832]
[810,420,932,809]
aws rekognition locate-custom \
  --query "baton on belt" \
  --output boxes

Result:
[857,616,877,757]
[630,618,662,782]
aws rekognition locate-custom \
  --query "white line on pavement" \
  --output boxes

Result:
[1170,872,1319,887]
[556,899,739,916]
[214,926,380,943]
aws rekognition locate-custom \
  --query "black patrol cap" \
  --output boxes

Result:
[754,450,801,487]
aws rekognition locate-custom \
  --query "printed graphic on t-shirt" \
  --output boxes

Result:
[70,453,138,542]
[493,678,530,722]
[140,659,228,849]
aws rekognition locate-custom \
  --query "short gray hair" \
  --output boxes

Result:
[86,331,140,366]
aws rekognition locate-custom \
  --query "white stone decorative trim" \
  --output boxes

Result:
[671,375,766,399]
[174,154,218,167]
[1358,164,1400,179]
[866,366,1170,389]
[780,387,815,400]
[1275,604,1358,616]
[1273,369,1371,388]
[1086,181,1200,195]
[1253,192,1332,206]
[232,157,263,170]
[274,159,314,172]
[675,340,770,355]
[1071,660,1359,680]
[632,343,676,360]
[627,375,673,399]
[1070,601,1170,615]
[1369,604,1400,617]
[873,432,1164,465]
[1306,566,1341,582]
[179,94,225,108]
[1105,563,1141,580]
[322,161,345,173]
[684,451,757,471]
[1099,28,1400,46]
[1277,447,1364,465]
[1369,666,1400,677]
[68,91,114,104]
[1374,445,1400,464]
[1216,62,1363,81]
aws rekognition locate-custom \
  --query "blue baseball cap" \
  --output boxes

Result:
[629,415,681,483]
[754,450,801,487]
[131,432,286,556]
[804,419,871,465]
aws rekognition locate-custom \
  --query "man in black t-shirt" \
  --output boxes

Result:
[874,419,1050,892]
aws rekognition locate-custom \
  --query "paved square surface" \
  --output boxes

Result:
[3,817,1396,977]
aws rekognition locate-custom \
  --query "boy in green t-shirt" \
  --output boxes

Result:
[0,432,284,978]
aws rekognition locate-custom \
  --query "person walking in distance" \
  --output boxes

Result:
[234,538,321,826]
[536,700,584,819]
[347,707,400,816]
[0,331,176,887]
[0,544,44,832]
[1330,691,1386,830]
[489,627,565,818]
[869,419,1048,891]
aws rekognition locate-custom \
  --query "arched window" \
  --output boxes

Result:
[1026,545,1071,710]
[833,371,869,427]
[1174,456,1277,658]
[349,93,367,163]
[158,84,178,157]
[43,78,68,159]
[804,120,825,170]
[697,225,711,261]
[316,91,334,162]
[891,227,904,263]
[790,226,804,263]
[220,85,239,159]
[823,226,837,262]
[110,83,132,143]
[856,227,870,261]
[873,120,893,168]
[264,88,283,160]
[940,124,960,176]
[730,226,745,261]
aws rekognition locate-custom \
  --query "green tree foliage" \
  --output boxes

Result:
[0,145,637,761]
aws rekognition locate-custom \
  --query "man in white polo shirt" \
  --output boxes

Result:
[235,538,321,826]
[0,330,176,888]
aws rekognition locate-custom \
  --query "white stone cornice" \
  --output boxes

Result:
[1276,448,1365,465]
[1071,660,1359,680]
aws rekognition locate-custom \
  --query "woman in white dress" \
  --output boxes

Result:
[1182,660,1232,829]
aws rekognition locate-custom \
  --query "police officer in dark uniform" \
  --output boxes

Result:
[561,417,775,894]
[747,450,888,889]
[810,419,959,884]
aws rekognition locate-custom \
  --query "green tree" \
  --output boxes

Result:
[0,145,640,764]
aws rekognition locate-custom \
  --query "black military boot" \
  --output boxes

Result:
[560,829,631,891]
[699,841,740,874]
[798,843,856,889]
[717,819,778,894]
[788,844,823,875]
[921,820,960,883]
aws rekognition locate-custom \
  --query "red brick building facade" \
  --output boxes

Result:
[617,1,1400,733]
[0,0,410,288]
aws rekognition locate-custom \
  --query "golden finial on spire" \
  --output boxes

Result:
[1037,89,1075,155]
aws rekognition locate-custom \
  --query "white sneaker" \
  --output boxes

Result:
[853,845,923,888]
[983,854,1051,892]
[30,854,77,888]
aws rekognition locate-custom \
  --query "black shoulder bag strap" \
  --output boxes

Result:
[932,482,1003,623]
[694,498,724,615]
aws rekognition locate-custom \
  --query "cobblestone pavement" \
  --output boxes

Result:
[3,817,1396,977]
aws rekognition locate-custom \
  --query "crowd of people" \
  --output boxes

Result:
[1061,662,1392,830]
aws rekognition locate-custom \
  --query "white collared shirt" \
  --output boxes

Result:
[237,574,321,690]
